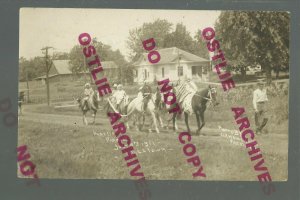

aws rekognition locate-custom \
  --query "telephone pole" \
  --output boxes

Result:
[41,46,53,106]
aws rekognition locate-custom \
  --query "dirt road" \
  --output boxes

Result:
[20,105,288,156]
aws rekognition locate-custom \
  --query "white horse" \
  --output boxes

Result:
[105,94,130,128]
[126,93,160,133]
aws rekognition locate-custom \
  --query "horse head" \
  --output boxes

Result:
[208,85,219,106]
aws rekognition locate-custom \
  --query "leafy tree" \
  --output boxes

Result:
[164,23,194,51]
[69,44,87,75]
[69,38,129,83]
[193,29,210,59]
[53,52,69,60]
[163,23,208,59]
[19,57,45,81]
[127,20,209,60]
[126,19,173,60]
[215,11,290,83]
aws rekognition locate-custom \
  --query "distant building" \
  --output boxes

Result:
[34,60,119,84]
[133,47,210,83]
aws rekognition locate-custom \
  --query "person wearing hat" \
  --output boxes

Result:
[18,91,25,115]
[141,80,152,112]
[111,83,118,96]
[253,80,269,134]
[83,82,94,110]
[113,83,118,91]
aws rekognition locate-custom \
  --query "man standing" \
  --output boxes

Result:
[253,80,269,135]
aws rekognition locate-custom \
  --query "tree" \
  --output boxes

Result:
[53,52,69,60]
[163,23,208,59]
[193,29,210,59]
[127,20,209,60]
[19,57,45,81]
[69,38,129,83]
[164,23,194,51]
[215,11,290,83]
[126,19,173,60]
[69,44,87,75]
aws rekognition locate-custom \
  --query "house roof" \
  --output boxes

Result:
[52,60,72,74]
[133,47,209,66]
[34,74,58,80]
[35,60,118,79]
[101,61,118,69]
[52,60,118,74]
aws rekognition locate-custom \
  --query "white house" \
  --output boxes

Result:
[133,47,210,83]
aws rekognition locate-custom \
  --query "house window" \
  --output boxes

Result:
[203,66,208,74]
[178,66,183,77]
[192,66,202,76]
[162,67,164,77]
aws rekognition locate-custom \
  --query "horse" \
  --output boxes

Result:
[104,93,130,128]
[172,86,218,135]
[126,93,160,133]
[152,89,178,130]
[77,92,99,125]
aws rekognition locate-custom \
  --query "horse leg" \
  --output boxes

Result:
[83,112,88,125]
[184,112,191,133]
[133,115,139,131]
[165,114,171,130]
[136,114,142,131]
[174,114,178,131]
[196,111,201,135]
[172,113,178,131]
[159,115,164,128]
[150,111,159,133]
[125,121,130,130]
[92,110,96,124]
[156,112,164,128]
[199,111,205,131]
[141,114,146,131]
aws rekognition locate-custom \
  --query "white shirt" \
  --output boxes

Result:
[113,90,126,104]
[253,88,268,110]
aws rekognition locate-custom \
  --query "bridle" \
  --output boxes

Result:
[194,87,217,109]
[194,88,216,102]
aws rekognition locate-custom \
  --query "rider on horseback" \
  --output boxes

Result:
[177,77,198,105]
[114,84,127,112]
[140,80,152,112]
[83,83,94,110]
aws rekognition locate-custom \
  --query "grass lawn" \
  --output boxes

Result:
[18,117,287,181]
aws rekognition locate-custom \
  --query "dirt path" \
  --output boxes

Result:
[20,105,288,156]
[19,109,222,134]
[20,111,90,127]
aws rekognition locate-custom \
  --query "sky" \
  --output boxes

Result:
[20,8,220,61]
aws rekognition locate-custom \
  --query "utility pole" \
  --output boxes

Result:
[177,48,181,81]
[25,65,30,103]
[41,46,53,106]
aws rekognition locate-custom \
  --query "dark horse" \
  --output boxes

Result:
[77,93,99,125]
[172,86,218,135]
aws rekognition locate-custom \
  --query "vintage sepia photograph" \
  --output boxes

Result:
[18,8,289,181]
